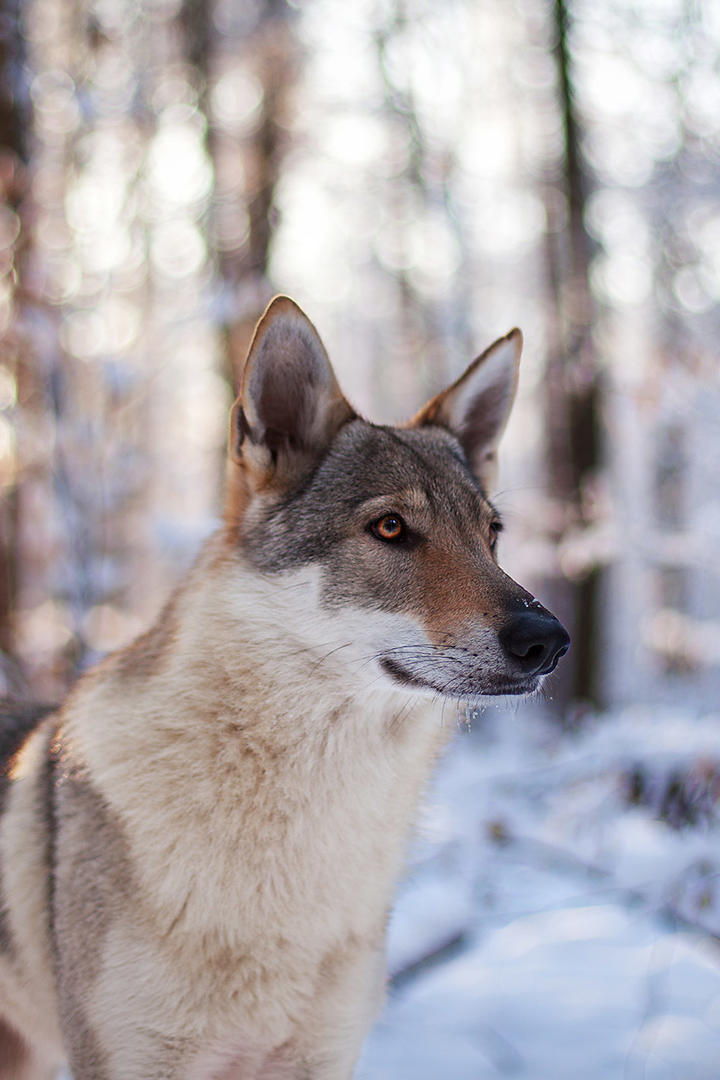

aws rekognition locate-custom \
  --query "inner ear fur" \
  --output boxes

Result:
[227,296,355,499]
[410,328,522,493]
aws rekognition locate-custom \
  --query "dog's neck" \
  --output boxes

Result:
[177,535,418,719]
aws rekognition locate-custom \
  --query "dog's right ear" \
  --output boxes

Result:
[410,328,522,493]
[228,296,355,499]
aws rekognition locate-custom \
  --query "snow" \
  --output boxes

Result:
[361,914,720,1079]
[357,702,720,1079]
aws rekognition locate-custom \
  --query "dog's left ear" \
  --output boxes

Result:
[411,328,522,493]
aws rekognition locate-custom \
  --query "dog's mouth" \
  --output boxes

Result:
[380,657,432,691]
[379,657,540,698]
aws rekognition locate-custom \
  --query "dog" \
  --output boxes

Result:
[0,296,569,1079]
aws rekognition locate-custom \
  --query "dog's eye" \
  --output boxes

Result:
[489,520,503,554]
[370,514,406,543]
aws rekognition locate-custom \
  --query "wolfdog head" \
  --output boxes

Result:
[224,297,569,701]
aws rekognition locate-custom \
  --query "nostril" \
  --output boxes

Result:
[499,609,571,677]
[521,643,545,665]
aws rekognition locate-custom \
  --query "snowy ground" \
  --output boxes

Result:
[357,703,720,1079]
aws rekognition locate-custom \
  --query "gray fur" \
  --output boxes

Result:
[0,702,57,955]
[242,421,489,576]
[53,762,135,1079]
[233,419,543,699]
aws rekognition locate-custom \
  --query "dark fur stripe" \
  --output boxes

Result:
[0,702,58,956]
[42,719,61,974]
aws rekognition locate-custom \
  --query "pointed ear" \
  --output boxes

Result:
[411,328,522,492]
[228,296,355,493]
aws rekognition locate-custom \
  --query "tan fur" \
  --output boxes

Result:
[0,298,568,1079]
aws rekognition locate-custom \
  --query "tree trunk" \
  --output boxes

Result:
[186,0,300,390]
[0,0,30,691]
[543,0,604,715]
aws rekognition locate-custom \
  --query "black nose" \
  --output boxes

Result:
[499,607,570,677]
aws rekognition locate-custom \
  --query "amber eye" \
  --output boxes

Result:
[370,514,406,543]
[489,520,503,554]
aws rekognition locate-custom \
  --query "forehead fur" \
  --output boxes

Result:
[325,420,483,496]
[241,419,495,572]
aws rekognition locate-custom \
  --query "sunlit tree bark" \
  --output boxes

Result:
[187,0,300,389]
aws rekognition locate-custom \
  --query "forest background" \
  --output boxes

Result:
[2,0,720,1076]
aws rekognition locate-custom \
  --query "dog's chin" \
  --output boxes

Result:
[378,657,541,700]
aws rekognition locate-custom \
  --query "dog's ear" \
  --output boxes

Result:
[411,328,522,493]
[228,296,355,494]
